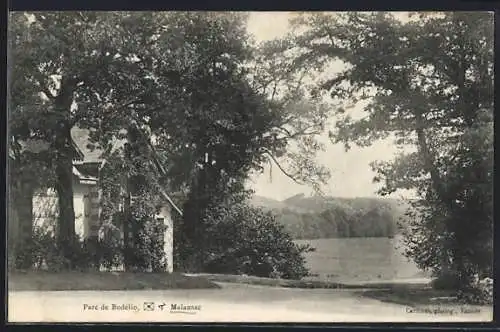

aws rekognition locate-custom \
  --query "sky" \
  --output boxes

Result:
[245,12,415,201]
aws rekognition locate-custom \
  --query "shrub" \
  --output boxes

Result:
[477,277,494,304]
[432,271,493,305]
[431,271,463,291]
[12,217,122,272]
[12,222,96,271]
[457,275,493,305]
[12,207,168,273]
[127,213,167,272]
[97,221,124,270]
[199,202,314,280]
[14,223,58,271]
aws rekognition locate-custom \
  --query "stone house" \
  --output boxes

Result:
[8,127,180,272]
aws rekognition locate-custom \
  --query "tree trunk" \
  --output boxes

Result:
[181,168,207,272]
[414,112,454,211]
[123,176,132,271]
[123,125,141,271]
[54,131,76,266]
[54,81,76,268]
[414,111,473,290]
[11,180,34,269]
[182,155,221,272]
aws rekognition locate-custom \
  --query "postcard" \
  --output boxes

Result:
[7,11,494,323]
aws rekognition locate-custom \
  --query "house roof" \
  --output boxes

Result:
[15,126,183,216]
[71,128,103,163]
[71,127,128,165]
[73,166,98,184]
[72,127,183,216]
[16,134,85,161]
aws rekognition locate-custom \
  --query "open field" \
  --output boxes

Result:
[296,236,430,283]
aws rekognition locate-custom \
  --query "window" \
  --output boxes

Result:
[83,194,91,217]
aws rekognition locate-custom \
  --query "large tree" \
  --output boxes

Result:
[8,12,182,265]
[270,12,493,289]
[128,13,335,270]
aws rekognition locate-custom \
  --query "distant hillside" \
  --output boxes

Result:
[249,194,412,239]
[250,195,310,213]
[250,195,288,210]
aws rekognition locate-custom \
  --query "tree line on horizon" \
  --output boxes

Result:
[254,196,404,239]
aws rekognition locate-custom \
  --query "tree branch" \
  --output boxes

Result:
[123,111,184,216]
[270,80,279,102]
[33,73,56,100]
[276,122,321,141]
[276,126,292,137]
[261,147,305,185]
[69,96,143,127]
[320,73,349,91]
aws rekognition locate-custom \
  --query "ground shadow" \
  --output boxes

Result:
[357,283,458,306]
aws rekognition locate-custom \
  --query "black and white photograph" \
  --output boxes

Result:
[6,11,494,322]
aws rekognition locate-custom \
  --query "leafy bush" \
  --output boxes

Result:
[432,270,493,305]
[99,149,168,273]
[97,221,124,270]
[12,206,167,273]
[12,222,97,271]
[431,271,463,291]
[198,202,314,280]
[12,223,58,271]
[126,217,167,272]
[126,201,168,272]
[477,277,494,304]
[456,275,493,305]
[13,217,122,272]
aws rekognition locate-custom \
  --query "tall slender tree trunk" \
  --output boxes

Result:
[123,125,141,271]
[54,80,76,268]
[12,179,34,269]
[123,175,132,271]
[54,134,76,265]
[123,126,134,271]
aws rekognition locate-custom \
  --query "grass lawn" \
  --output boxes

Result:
[8,271,220,291]
[357,283,459,306]
[296,237,428,283]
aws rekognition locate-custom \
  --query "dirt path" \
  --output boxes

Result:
[8,282,492,323]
